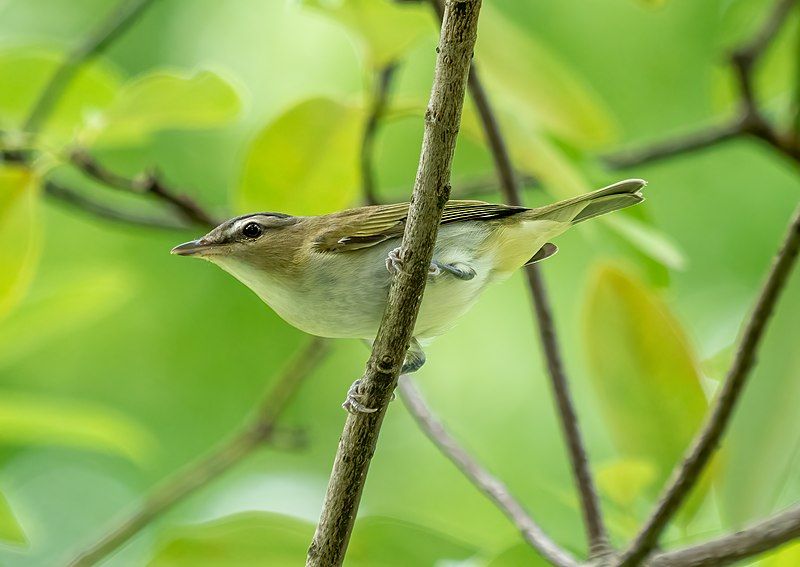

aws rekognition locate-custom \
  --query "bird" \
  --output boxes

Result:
[171,178,646,412]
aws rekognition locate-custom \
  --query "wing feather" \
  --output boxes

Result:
[315,200,527,253]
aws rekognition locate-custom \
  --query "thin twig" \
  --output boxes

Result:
[605,0,799,169]
[44,181,189,231]
[619,205,800,566]
[647,504,800,567]
[361,64,399,206]
[69,148,222,227]
[603,121,743,170]
[23,0,156,133]
[66,338,330,567]
[429,0,609,553]
[398,377,579,567]
[306,2,483,565]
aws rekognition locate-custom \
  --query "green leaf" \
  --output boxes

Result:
[86,70,241,147]
[605,215,687,271]
[0,392,156,465]
[583,265,709,523]
[476,4,617,147]
[237,97,364,214]
[0,490,25,546]
[596,458,657,508]
[301,0,432,68]
[150,512,312,567]
[0,166,40,320]
[761,540,800,566]
[485,542,551,567]
[151,513,477,566]
[0,48,121,144]
[348,516,477,565]
[0,269,134,368]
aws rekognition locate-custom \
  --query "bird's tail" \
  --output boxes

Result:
[526,178,647,224]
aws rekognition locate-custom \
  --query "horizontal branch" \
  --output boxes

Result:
[69,148,221,227]
[44,181,189,231]
[648,504,800,567]
[398,377,578,567]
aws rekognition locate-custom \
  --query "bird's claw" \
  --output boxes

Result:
[341,378,395,414]
[342,378,377,414]
[385,247,443,279]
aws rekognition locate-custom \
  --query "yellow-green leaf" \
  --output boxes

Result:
[476,4,617,148]
[0,490,25,546]
[0,48,121,144]
[761,540,800,566]
[605,215,687,271]
[583,265,709,522]
[87,70,241,147]
[0,269,134,368]
[237,97,364,214]
[596,458,658,508]
[0,392,156,465]
[0,166,40,320]
[301,0,432,68]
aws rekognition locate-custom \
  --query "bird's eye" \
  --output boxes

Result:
[241,222,263,238]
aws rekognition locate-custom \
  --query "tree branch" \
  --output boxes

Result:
[306,2,483,564]
[66,337,330,567]
[23,0,156,134]
[44,181,190,231]
[604,0,799,170]
[398,376,579,567]
[647,504,800,567]
[361,63,399,206]
[619,204,800,566]
[428,0,609,554]
[69,148,222,227]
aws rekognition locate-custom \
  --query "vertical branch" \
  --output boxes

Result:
[428,0,609,555]
[361,64,399,206]
[306,2,483,565]
[619,205,800,566]
[23,0,156,133]
[66,338,330,567]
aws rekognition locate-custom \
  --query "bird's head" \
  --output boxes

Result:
[170,212,301,278]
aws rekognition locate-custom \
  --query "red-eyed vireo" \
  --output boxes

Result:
[172,178,646,412]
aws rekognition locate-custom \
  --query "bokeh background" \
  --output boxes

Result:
[1,0,799,565]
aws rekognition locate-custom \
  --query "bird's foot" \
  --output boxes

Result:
[386,247,470,280]
[342,378,396,414]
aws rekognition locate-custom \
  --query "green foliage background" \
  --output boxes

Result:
[0,0,798,564]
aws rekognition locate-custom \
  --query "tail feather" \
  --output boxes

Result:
[529,178,646,224]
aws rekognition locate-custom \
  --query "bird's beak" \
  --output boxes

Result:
[170,239,214,256]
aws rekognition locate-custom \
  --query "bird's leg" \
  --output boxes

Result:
[386,247,476,281]
[343,338,427,413]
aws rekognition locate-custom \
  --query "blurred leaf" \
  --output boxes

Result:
[0,269,134,368]
[238,97,364,214]
[583,265,709,523]
[605,215,687,270]
[0,490,25,546]
[301,0,431,68]
[0,48,121,144]
[633,0,668,7]
[348,516,477,565]
[485,542,550,567]
[761,540,800,566]
[476,4,617,148]
[596,458,657,508]
[86,70,241,147]
[150,512,312,566]
[0,392,155,465]
[0,166,40,320]
[151,513,477,566]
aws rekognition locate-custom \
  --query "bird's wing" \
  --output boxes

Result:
[314,200,528,253]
